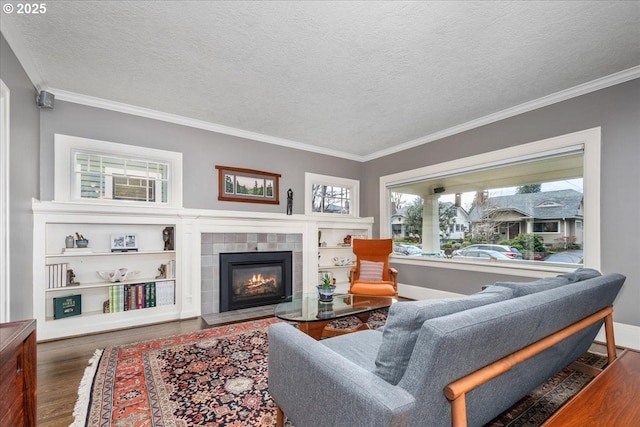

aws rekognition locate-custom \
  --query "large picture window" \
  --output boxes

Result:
[380,128,601,271]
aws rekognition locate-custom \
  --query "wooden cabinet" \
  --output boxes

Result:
[0,319,37,427]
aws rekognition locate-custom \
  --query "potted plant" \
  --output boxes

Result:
[317,272,336,302]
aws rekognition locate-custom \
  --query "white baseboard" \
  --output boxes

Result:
[397,283,464,300]
[398,283,639,351]
[596,322,640,351]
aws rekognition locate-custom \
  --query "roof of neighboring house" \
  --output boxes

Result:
[468,189,583,221]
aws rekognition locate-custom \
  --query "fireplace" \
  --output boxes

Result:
[219,251,292,312]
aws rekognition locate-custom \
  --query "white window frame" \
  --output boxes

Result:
[305,172,360,217]
[379,128,601,274]
[54,134,183,208]
[0,80,10,322]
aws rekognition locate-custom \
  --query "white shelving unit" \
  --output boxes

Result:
[33,201,183,341]
[316,218,372,292]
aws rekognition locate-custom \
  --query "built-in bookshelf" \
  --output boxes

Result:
[316,219,372,291]
[32,201,183,341]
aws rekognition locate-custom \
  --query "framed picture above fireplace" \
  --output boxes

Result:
[215,165,281,204]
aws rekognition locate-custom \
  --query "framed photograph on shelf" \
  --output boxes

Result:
[111,233,138,252]
[215,165,280,204]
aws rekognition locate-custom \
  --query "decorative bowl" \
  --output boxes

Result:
[76,239,89,248]
[97,268,139,283]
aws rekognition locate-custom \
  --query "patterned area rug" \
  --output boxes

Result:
[72,314,605,426]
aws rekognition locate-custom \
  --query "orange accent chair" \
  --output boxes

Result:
[349,238,398,297]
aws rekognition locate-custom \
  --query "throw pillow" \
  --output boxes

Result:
[494,276,570,297]
[359,260,384,281]
[373,285,514,385]
[557,267,601,283]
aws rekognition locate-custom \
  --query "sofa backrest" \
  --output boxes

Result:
[374,285,514,385]
[493,267,602,297]
[396,273,625,427]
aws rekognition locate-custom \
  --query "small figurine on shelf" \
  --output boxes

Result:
[66,269,79,286]
[163,226,174,251]
[343,235,352,245]
[286,188,293,215]
[156,263,166,279]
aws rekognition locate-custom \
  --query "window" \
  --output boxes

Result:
[55,134,183,207]
[380,128,601,271]
[73,152,168,203]
[305,173,359,217]
[533,221,560,233]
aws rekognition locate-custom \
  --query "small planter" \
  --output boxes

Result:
[316,285,336,302]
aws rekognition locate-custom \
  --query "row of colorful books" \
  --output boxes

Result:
[107,280,175,313]
[46,263,70,288]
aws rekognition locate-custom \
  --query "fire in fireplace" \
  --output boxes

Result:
[219,251,292,312]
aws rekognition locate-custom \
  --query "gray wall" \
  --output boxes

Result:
[0,34,40,320]
[364,79,640,327]
[39,101,364,213]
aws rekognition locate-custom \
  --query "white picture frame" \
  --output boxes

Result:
[110,233,138,252]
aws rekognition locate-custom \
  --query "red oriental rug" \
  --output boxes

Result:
[72,315,605,427]
[72,318,283,427]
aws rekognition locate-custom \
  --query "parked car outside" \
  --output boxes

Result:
[452,249,513,260]
[542,250,583,264]
[393,244,423,256]
[453,244,523,259]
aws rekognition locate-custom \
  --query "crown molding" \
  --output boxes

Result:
[363,66,640,161]
[47,88,364,161]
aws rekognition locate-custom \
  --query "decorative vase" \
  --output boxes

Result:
[65,235,75,249]
[317,285,336,302]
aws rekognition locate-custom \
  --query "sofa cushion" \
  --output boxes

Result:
[359,260,385,281]
[373,285,514,385]
[321,329,383,372]
[493,276,570,297]
[557,267,601,283]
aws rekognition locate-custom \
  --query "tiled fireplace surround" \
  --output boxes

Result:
[200,232,304,315]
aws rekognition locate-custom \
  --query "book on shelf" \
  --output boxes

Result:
[53,294,82,319]
[159,260,176,279]
[156,280,175,306]
[46,263,70,288]
[62,247,93,254]
[107,281,171,312]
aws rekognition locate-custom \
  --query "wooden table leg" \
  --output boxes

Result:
[297,320,330,340]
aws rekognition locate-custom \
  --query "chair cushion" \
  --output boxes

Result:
[359,260,385,281]
[374,286,514,385]
[350,281,396,296]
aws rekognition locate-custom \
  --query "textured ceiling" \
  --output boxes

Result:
[2,1,639,160]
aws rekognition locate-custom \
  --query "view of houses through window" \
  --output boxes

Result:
[74,152,169,203]
[390,153,585,264]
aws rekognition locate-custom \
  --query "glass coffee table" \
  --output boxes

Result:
[274,293,394,340]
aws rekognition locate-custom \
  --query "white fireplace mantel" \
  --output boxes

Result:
[33,200,373,331]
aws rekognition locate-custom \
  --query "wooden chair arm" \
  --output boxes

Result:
[444,306,616,427]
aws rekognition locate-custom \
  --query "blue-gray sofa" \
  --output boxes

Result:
[268,269,625,427]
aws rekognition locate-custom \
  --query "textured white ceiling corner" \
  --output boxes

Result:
[1,1,639,160]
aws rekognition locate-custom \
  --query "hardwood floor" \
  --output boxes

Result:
[36,317,208,427]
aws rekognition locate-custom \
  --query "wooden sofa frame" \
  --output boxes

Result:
[444,305,616,427]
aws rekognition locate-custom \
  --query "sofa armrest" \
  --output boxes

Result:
[268,322,415,427]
